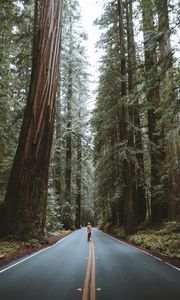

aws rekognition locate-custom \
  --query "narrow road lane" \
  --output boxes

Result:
[0,228,180,300]
[0,230,88,300]
[93,229,180,300]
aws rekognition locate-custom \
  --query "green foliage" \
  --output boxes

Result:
[48,0,93,230]
[159,221,180,234]
[99,222,112,231]
[0,239,45,260]
[113,227,126,238]
[100,223,126,238]
[0,241,20,258]
[92,0,180,228]
[61,201,76,230]
[0,0,33,203]
[46,182,64,233]
[128,222,180,258]
[92,1,123,225]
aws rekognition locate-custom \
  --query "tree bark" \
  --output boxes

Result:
[141,0,164,223]
[75,131,82,228]
[126,0,146,224]
[2,0,63,239]
[65,6,73,199]
[65,63,72,204]
[64,0,73,229]
[118,0,135,233]
[156,0,177,220]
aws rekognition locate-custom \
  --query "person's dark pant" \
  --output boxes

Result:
[87,232,91,241]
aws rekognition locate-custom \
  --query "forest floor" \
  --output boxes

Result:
[0,230,71,267]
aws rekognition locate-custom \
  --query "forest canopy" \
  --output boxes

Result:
[0,0,179,240]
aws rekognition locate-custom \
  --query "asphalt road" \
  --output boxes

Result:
[0,228,180,300]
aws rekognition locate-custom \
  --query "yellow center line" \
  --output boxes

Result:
[82,241,92,300]
[90,240,96,300]
[82,240,96,300]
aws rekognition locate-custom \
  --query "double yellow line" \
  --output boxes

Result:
[82,240,96,300]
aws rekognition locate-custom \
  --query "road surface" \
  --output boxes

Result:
[0,228,180,300]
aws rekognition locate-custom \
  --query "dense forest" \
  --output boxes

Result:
[92,0,180,233]
[0,0,179,242]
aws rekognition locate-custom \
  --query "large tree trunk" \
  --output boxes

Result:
[65,63,72,204]
[75,131,82,228]
[64,1,73,229]
[118,0,135,233]
[156,0,178,220]
[2,0,63,239]
[111,126,120,227]
[141,0,164,223]
[126,0,146,224]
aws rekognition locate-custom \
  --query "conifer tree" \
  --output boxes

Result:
[0,1,33,205]
[1,0,63,239]
[155,0,180,220]
[49,0,91,229]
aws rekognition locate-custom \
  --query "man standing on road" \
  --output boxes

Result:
[87,222,92,241]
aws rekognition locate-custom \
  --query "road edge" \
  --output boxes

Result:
[0,231,73,274]
[99,229,180,272]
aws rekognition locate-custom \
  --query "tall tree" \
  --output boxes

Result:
[126,0,146,223]
[0,1,33,206]
[155,0,180,220]
[48,0,91,230]
[117,0,135,232]
[75,116,82,228]
[93,0,138,232]
[141,0,165,222]
[93,0,179,230]
[0,0,15,203]
[1,0,63,239]
[65,1,73,207]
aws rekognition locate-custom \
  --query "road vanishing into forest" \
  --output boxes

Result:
[0,228,180,300]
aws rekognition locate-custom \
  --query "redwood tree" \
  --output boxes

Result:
[2,0,63,239]
[118,0,135,233]
[141,0,164,222]
[126,0,146,223]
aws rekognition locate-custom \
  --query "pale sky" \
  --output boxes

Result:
[78,0,104,110]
